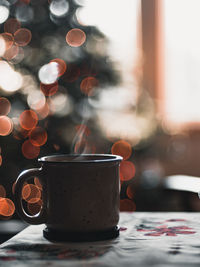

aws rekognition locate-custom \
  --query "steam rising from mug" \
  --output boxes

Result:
[71,118,89,155]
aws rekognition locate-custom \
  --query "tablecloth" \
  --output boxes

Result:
[0,212,200,266]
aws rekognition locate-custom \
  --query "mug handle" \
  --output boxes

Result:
[14,168,47,224]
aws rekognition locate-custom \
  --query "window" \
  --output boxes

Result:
[142,0,200,130]
[163,0,200,127]
[80,0,142,143]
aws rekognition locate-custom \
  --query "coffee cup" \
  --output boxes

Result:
[14,154,122,242]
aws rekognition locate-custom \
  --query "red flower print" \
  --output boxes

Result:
[137,224,196,236]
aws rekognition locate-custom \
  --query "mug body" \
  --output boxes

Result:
[40,154,121,232]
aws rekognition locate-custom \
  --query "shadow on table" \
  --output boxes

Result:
[0,220,27,244]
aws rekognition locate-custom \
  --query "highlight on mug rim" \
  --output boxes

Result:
[39,154,123,164]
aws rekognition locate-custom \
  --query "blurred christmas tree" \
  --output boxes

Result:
[0,0,120,199]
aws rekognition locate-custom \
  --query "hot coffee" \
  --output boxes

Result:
[14,154,122,242]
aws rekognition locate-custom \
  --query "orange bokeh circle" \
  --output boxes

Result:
[120,161,136,181]
[29,126,47,147]
[22,184,41,203]
[3,44,19,61]
[0,116,13,136]
[0,33,14,51]
[22,183,31,200]
[80,76,98,96]
[40,81,58,96]
[50,58,67,77]
[22,140,40,159]
[4,18,21,35]
[14,28,32,47]
[19,110,38,130]
[111,140,132,160]
[66,28,86,47]
[35,102,50,119]
[19,128,30,139]
[0,198,15,217]
[0,97,11,116]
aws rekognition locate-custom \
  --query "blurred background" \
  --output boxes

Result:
[1,0,200,241]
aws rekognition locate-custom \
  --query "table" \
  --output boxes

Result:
[0,212,200,266]
[0,220,27,244]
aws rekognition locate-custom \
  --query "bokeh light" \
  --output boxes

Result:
[80,76,98,96]
[120,199,136,212]
[14,28,32,46]
[29,126,47,146]
[120,160,136,181]
[0,97,11,116]
[0,0,140,221]
[0,185,6,198]
[10,46,24,64]
[0,5,9,24]
[22,184,41,203]
[19,110,38,130]
[15,4,34,23]
[0,198,15,217]
[4,18,21,35]
[0,35,6,57]
[22,140,40,159]
[38,62,59,84]
[18,128,30,139]
[0,155,2,166]
[34,177,42,190]
[111,140,132,160]
[48,92,71,116]
[66,28,86,47]
[22,183,31,200]
[27,199,42,215]
[3,44,19,60]
[40,81,58,96]
[0,116,13,136]
[49,0,69,17]
[27,91,46,111]
[0,60,23,92]
[35,102,49,119]
[50,58,67,77]
[0,33,14,56]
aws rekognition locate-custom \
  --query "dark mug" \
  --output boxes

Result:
[14,154,122,242]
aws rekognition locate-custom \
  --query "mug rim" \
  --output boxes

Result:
[38,154,123,164]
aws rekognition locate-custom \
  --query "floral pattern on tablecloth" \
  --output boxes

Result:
[137,218,196,236]
[0,212,200,266]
